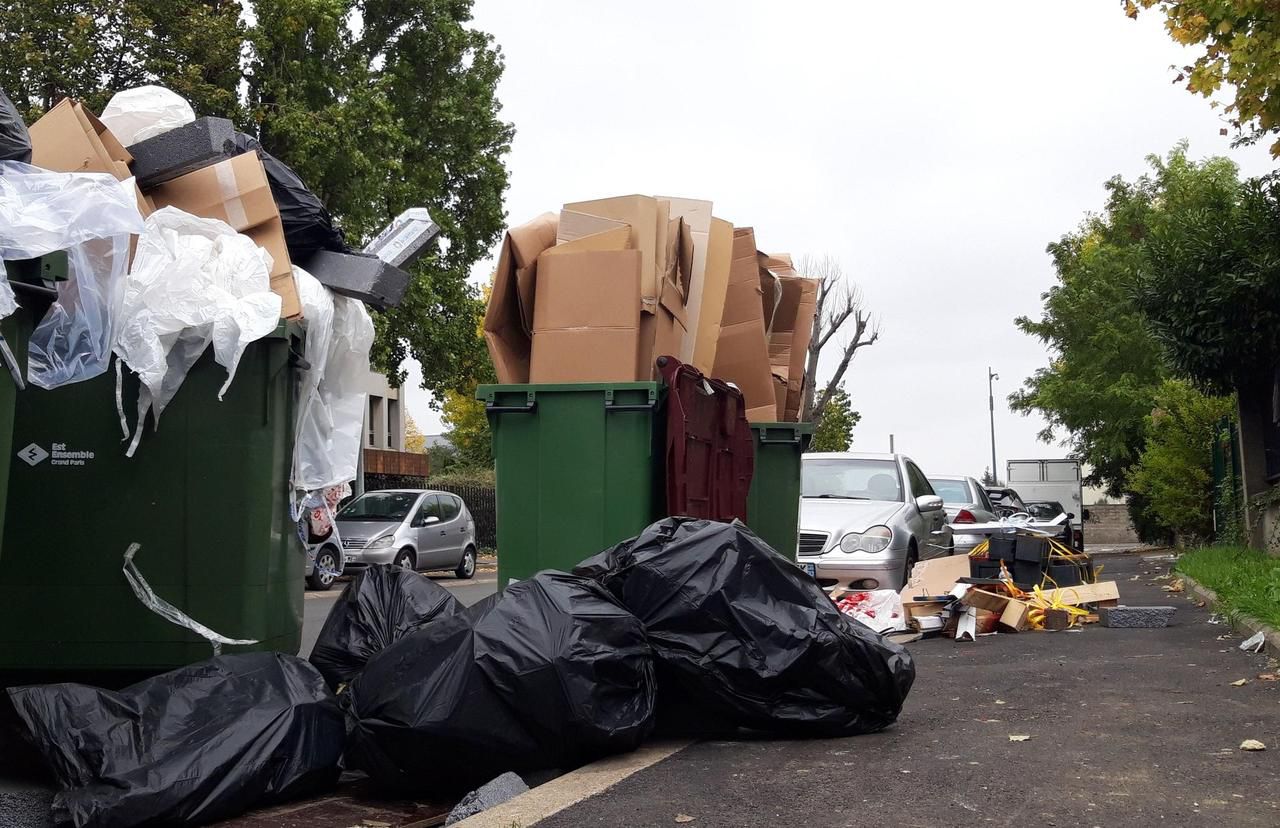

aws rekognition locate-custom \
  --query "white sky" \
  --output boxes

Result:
[403,0,1276,479]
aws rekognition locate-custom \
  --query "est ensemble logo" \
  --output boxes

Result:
[17,442,95,467]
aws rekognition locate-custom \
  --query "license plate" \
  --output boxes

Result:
[801,562,817,578]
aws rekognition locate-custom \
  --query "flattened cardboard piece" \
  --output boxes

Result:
[29,98,151,217]
[149,153,300,318]
[687,217,733,373]
[712,227,774,420]
[899,555,972,602]
[658,197,714,363]
[483,213,558,384]
[562,195,661,311]
[530,249,642,383]
[541,225,631,257]
[556,210,629,248]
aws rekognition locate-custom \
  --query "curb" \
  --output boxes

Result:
[1179,572,1280,653]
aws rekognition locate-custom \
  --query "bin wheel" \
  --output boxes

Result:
[394,549,416,572]
[456,546,477,580]
[307,545,341,591]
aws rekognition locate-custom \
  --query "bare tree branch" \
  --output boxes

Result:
[798,254,882,425]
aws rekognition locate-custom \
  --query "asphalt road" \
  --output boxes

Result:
[539,551,1280,827]
[300,569,498,656]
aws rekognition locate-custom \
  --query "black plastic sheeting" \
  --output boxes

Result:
[574,517,916,737]
[0,89,31,163]
[6,653,345,828]
[310,564,462,691]
[345,571,656,797]
[231,133,351,257]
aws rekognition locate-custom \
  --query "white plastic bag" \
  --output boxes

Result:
[100,85,196,146]
[114,207,282,456]
[835,589,908,634]
[291,266,374,498]
[0,266,17,321]
[0,161,144,388]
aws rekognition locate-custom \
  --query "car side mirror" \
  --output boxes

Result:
[916,495,944,513]
[1067,512,1076,520]
[423,515,440,526]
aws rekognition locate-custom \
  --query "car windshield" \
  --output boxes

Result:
[988,490,1025,510]
[802,458,904,502]
[928,478,971,505]
[338,492,419,522]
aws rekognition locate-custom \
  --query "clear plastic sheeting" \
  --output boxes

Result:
[122,543,258,656]
[99,85,196,146]
[0,161,144,388]
[0,161,142,258]
[291,266,374,498]
[0,267,16,320]
[114,207,282,456]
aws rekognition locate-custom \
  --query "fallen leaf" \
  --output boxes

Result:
[1008,734,1032,742]
[1193,600,1206,608]
[1241,739,1267,751]
[1259,673,1280,681]
[1162,579,1185,593]
[1231,679,1249,687]
[675,816,696,824]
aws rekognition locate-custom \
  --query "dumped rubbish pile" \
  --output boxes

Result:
[6,520,915,825]
[484,198,817,422]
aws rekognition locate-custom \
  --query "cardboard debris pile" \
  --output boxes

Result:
[483,198,818,421]
[897,532,1120,640]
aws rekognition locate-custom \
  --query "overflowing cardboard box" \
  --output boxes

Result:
[28,99,153,217]
[147,153,301,318]
[712,227,776,422]
[759,254,818,421]
[482,213,559,384]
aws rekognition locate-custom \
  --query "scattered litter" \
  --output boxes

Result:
[1176,701,1195,705]
[675,816,696,824]
[1162,579,1185,593]
[1008,734,1032,742]
[1231,679,1249,687]
[445,773,529,826]
[995,700,1007,705]
[1240,631,1266,653]
[1193,600,1206,608]
[1240,739,1267,751]
[1259,673,1280,682]
[1207,614,1226,625]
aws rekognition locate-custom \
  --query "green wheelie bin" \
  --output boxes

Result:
[746,422,814,561]
[0,307,304,683]
[479,382,664,588]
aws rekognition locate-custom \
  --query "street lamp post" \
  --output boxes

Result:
[988,367,999,485]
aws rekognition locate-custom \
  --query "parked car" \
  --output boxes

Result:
[1024,499,1076,547]
[305,537,345,591]
[984,486,1029,519]
[927,474,999,555]
[798,452,954,592]
[324,489,478,587]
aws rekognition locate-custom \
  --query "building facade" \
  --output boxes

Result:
[362,370,405,452]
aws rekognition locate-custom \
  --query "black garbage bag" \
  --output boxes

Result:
[574,518,916,737]
[7,652,345,828]
[231,132,350,256]
[0,89,32,163]
[310,563,462,690]
[346,571,656,797]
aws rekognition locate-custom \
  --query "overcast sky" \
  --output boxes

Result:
[403,0,1276,480]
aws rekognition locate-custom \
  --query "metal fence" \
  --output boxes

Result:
[431,482,497,549]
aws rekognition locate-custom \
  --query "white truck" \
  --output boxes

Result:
[1005,458,1085,548]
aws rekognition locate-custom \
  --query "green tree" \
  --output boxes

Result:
[1135,172,1280,393]
[1127,380,1236,544]
[1127,1,1280,156]
[442,385,492,468]
[0,0,511,399]
[808,388,860,453]
[980,467,996,486]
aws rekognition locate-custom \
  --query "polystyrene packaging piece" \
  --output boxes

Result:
[291,266,374,499]
[0,161,144,388]
[99,85,196,146]
[574,518,916,737]
[114,206,283,456]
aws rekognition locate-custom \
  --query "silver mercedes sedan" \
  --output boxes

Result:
[798,452,955,592]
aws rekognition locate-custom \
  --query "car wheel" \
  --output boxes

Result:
[306,545,341,591]
[394,549,416,572]
[455,545,477,580]
[901,542,920,589]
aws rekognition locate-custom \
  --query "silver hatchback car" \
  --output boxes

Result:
[335,489,478,581]
[798,452,954,592]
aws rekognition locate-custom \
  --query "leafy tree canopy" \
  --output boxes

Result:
[809,388,860,453]
[0,0,512,399]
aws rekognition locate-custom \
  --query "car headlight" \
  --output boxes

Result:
[366,535,394,549]
[838,525,892,553]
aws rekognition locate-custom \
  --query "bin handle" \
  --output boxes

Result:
[603,387,659,413]
[485,395,537,414]
[758,434,803,444]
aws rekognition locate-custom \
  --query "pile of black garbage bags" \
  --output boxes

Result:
[5,519,915,827]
